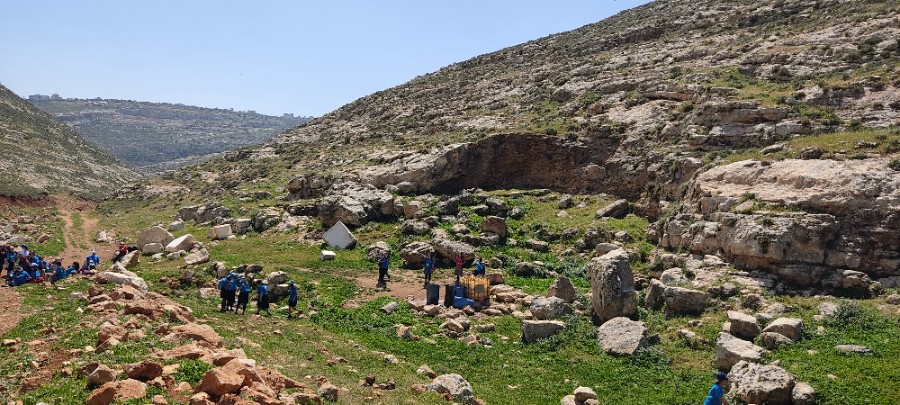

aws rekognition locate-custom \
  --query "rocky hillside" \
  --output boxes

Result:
[29,98,312,174]
[0,84,138,199]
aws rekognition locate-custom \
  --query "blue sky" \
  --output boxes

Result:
[0,1,650,116]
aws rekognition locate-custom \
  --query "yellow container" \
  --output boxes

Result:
[461,275,490,300]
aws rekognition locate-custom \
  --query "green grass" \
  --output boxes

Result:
[721,127,900,164]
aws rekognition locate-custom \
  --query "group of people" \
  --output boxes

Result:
[216,273,299,318]
[372,250,488,289]
[2,243,104,287]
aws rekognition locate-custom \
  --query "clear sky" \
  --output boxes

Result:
[0,1,651,117]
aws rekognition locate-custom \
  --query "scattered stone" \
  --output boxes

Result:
[574,386,598,403]
[835,344,873,355]
[663,286,708,318]
[417,365,437,379]
[597,317,651,356]
[529,296,571,320]
[195,368,243,397]
[759,332,794,350]
[427,374,475,404]
[761,318,804,341]
[522,320,565,343]
[547,276,576,303]
[166,234,197,253]
[715,332,764,371]
[85,379,147,405]
[124,360,163,381]
[207,224,232,241]
[88,364,117,387]
[381,301,399,314]
[792,381,817,405]
[727,311,761,341]
[136,225,174,250]
[184,248,210,266]
[481,216,507,238]
[886,294,900,305]
[474,324,495,333]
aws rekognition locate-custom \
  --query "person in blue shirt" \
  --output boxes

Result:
[225,274,239,312]
[473,257,486,277]
[9,267,31,287]
[703,372,729,405]
[52,260,68,284]
[287,280,299,319]
[235,277,251,315]
[66,261,80,277]
[85,249,101,268]
[4,245,17,276]
[28,263,44,283]
[376,253,389,288]
[217,275,230,312]
[256,280,271,316]
[423,252,434,288]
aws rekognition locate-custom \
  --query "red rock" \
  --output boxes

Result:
[86,379,147,405]
[166,323,223,347]
[194,368,244,397]
[124,360,164,381]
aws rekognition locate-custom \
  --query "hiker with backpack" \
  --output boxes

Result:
[256,280,271,316]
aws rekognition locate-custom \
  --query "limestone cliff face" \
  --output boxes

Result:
[660,158,900,294]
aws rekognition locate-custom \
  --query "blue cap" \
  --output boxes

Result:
[715,372,728,381]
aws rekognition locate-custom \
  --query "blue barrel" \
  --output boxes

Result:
[453,284,466,298]
[426,283,440,305]
[453,296,475,309]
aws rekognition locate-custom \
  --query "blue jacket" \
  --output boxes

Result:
[86,254,100,265]
[424,257,434,272]
[239,280,251,293]
[65,265,78,276]
[217,277,228,290]
[288,286,298,301]
[474,262,486,275]
[5,251,16,262]
[257,284,268,298]
[226,279,238,291]
[54,266,68,281]
[12,271,31,286]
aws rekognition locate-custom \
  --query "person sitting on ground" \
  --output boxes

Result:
[9,266,31,287]
[86,249,101,268]
[473,257,486,277]
[256,280,271,316]
[28,263,44,283]
[66,261,80,277]
[235,276,251,315]
[423,252,434,288]
[18,245,29,268]
[703,371,729,405]
[287,280,299,319]
[52,259,69,284]
[112,242,128,263]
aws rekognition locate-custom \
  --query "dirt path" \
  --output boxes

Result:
[53,196,115,265]
[348,269,458,307]
[0,287,22,336]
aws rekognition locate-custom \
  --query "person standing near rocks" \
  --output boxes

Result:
[703,371,729,405]
[423,252,434,288]
[217,274,230,312]
[377,253,390,288]
[256,280,271,316]
[225,273,239,312]
[4,245,16,276]
[454,254,464,284]
[287,280,298,319]
[235,276,251,315]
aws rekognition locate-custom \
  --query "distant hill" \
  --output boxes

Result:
[29,98,312,174]
[0,84,138,199]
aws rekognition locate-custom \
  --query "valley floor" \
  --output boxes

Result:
[0,195,898,405]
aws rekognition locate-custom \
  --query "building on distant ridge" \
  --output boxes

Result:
[28,94,50,100]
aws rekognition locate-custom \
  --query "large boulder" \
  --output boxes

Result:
[426,374,475,404]
[194,368,243,397]
[529,296,572,320]
[142,243,163,255]
[179,202,232,224]
[166,234,197,253]
[761,317,804,341]
[597,317,651,356]
[136,226,174,250]
[399,241,434,268]
[481,216,507,239]
[547,276,577,303]
[98,267,148,292]
[662,286,708,318]
[729,361,796,405]
[399,220,431,235]
[715,332,764,371]
[124,360,163,381]
[596,199,629,219]
[727,311,761,341]
[587,249,637,322]
[522,320,566,343]
[432,230,476,262]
